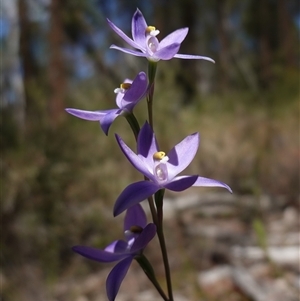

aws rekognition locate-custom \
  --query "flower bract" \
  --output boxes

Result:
[107,8,215,62]
[72,204,156,301]
[65,71,147,135]
[114,122,232,215]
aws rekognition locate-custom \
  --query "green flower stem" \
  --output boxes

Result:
[146,60,174,301]
[155,189,165,227]
[146,61,159,226]
[157,228,173,301]
[147,61,157,128]
[146,192,158,226]
[136,254,169,301]
[155,189,173,301]
[125,112,140,140]
[147,88,154,128]
[148,60,158,84]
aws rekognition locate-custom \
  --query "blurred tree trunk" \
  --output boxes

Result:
[258,0,272,88]
[216,1,230,92]
[243,0,279,90]
[278,0,296,68]
[48,0,67,127]
[176,0,199,104]
[18,0,36,127]
[18,0,35,78]
[153,0,178,35]
[3,0,25,130]
[154,0,200,104]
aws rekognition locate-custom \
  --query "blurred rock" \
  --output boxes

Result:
[282,206,299,228]
[231,266,267,301]
[197,265,233,297]
[232,246,299,265]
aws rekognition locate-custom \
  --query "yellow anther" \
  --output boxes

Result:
[120,83,132,90]
[146,26,156,34]
[130,225,143,233]
[153,151,166,160]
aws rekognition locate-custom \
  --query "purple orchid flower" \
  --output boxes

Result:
[73,204,156,301]
[114,122,232,216]
[65,71,147,135]
[107,8,215,63]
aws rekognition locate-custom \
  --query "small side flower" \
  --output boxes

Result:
[73,204,156,301]
[65,71,147,135]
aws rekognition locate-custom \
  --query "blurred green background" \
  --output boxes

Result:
[1,0,299,300]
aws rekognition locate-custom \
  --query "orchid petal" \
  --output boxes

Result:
[107,19,142,50]
[130,223,156,252]
[115,91,125,109]
[154,43,181,60]
[164,175,198,191]
[124,203,147,231]
[131,9,147,49]
[146,35,159,56]
[106,256,133,301]
[193,176,233,192]
[100,109,122,135]
[115,134,154,179]
[72,245,126,263]
[104,240,128,253]
[114,181,159,216]
[158,28,188,49]
[174,53,215,63]
[110,45,148,57]
[167,132,199,179]
[122,72,147,104]
[65,108,107,121]
[137,122,159,161]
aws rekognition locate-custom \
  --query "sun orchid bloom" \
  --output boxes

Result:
[65,72,147,135]
[114,122,232,216]
[107,8,215,62]
[73,204,156,301]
